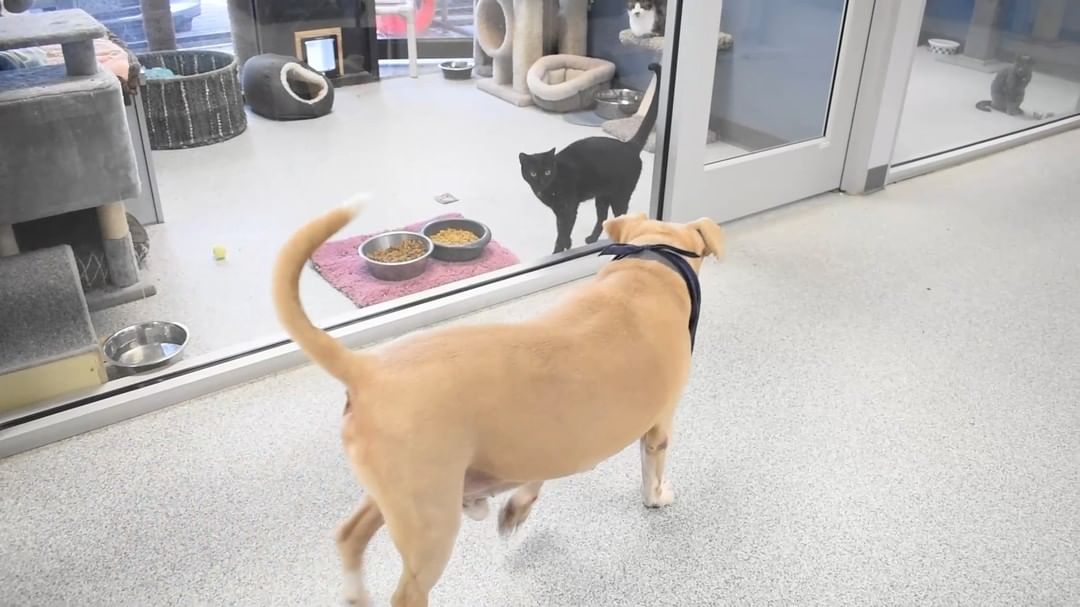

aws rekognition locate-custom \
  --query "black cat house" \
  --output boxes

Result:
[241,53,334,120]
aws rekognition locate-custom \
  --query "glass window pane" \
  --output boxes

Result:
[894,0,1080,163]
[1,0,659,416]
[705,0,848,165]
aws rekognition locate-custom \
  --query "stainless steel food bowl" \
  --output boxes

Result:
[359,231,433,281]
[103,321,189,372]
[422,218,492,262]
[594,88,643,120]
[441,60,473,80]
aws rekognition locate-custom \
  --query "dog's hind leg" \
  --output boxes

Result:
[337,496,385,606]
[463,497,490,520]
[640,413,675,508]
[378,476,463,607]
[497,481,544,537]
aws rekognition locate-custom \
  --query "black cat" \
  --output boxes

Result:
[519,62,661,254]
[976,55,1034,116]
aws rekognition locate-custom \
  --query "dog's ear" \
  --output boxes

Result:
[604,213,647,243]
[689,218,724,260]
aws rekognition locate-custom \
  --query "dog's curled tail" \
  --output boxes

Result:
[272,195,367,383]
[975,100,993,112]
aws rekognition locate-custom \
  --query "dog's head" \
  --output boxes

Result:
[603,213,724,271]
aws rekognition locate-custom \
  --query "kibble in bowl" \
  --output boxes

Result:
[367,238,428,263]
[359,231,433,281]
[422,218,493,262]
[430,228,480,246]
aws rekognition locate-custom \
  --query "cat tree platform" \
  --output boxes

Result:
[0,245,106,412]
[602,29,732,153]
[618,29,733,53]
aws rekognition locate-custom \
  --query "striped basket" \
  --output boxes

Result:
[137,50,247,150]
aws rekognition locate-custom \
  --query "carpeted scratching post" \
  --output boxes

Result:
[1,10,145,294]
[559,0,587,55]
[0,224,17,257]
[476,0,585,106]
[476,0,514,91]
[0,245,106,412]
[1,0,35,13]
[97,202,139,288]
[476,0,542,106]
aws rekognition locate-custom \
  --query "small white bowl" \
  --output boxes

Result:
[928,38,960,55]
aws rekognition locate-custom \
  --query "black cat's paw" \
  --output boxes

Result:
[585,233,601,245]
[553,241,572,254]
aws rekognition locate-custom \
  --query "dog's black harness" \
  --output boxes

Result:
[600,243,702,351]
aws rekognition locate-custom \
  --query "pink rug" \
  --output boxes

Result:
[310,214,521,307]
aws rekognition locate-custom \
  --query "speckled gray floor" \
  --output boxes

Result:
[3,130,1080,605]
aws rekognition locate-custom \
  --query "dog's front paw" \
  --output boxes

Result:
[343,571,371,606]
[643,481,674,508]
[497,496,536,537]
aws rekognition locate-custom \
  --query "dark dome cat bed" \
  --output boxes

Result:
[241,54,334,121]
[138,50,247,150]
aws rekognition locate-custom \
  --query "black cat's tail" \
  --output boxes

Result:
[975,100,993,112]
[629,62,663,152]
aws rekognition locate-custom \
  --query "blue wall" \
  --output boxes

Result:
[587,0,656,91]
[923,0,1080,41]
[924,0,976,25]
[708,0,846,145]
[588,0,847,146]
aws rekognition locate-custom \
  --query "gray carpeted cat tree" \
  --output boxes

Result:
[473,0,589,106]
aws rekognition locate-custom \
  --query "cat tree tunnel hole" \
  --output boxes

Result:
[477,0,514,85]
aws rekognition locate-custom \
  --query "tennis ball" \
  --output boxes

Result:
[212,244,227,260]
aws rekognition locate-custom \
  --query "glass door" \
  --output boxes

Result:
[661,0,873,222]
[377,0,474,63]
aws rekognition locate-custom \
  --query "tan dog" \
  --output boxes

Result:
[272,200,723,606]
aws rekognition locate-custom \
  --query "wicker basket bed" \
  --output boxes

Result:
[138,49,247,150]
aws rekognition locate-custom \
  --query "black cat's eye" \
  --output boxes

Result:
[544,170,551,175]
[530,171,537,177]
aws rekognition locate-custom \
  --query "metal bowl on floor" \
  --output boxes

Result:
[441,60,474,80]
[359,231,433,281]
[103,321,189,373]
[422,218,492,262]
[594,88,643,120]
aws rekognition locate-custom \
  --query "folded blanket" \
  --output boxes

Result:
[39,37,131,83]
[0,48,47,71]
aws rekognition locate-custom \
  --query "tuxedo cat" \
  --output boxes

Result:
[627,0,666,38]
[975,55,1034,116]
[519,63,661,254]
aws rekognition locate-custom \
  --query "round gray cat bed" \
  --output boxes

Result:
[241,54,334,121]
[138,50,247,150]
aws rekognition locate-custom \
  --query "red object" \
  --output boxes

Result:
[375,0,437,37]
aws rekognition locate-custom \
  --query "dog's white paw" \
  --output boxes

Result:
[643,481,674,508]
[343,570,371,606]
[463,497,490,521]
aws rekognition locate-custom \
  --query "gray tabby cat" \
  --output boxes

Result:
[975,55,1034,116]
